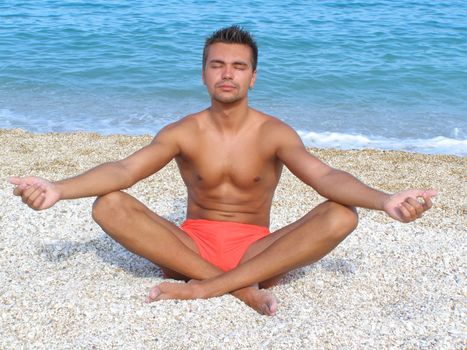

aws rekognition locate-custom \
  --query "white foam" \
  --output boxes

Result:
[1,108,465,156]
[298,130,467,156]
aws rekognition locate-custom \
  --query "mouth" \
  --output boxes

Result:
[216,82,237,91]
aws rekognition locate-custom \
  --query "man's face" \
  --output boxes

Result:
[202,43,257,104]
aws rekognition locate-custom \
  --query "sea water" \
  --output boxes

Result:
[1,0,466,155]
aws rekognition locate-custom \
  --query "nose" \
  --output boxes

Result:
[222,65,233,80]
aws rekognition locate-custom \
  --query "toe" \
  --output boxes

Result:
[146,286,162,303]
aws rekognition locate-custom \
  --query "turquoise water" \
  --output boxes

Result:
[1,0,466,155]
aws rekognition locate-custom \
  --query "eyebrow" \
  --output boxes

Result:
[208,59,250,67]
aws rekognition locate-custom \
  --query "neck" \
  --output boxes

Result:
[209,98,250,132]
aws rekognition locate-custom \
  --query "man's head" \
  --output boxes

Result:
[202,26,258,104]
[203,25,258,72]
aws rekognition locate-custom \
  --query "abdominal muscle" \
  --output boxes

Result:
[185,184,275,227]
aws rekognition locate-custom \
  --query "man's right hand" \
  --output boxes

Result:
[8,176,61,210]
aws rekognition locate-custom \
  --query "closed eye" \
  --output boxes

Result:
[234,63,248,70]
[209,60,224,69]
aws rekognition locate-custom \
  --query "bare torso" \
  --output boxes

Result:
[173,108,283,227]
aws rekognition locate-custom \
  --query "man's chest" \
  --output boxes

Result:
[177,138,279,189]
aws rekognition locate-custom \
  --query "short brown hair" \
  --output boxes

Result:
[203,25,258,71]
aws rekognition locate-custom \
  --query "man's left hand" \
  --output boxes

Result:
[383,189,437,223]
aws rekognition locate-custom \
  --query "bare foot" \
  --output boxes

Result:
[188,279,278,315]
[147,281,278,316]
[146,281,200,302]
[233,287,278,316]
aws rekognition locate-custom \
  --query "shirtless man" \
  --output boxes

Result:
[9,26,436,316]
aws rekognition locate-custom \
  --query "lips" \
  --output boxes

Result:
[216,82,237,90]
[219,86,235,92]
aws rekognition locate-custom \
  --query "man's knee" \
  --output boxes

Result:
[92,191,128,224]
[340,204,359,231]
[324,201,358,240]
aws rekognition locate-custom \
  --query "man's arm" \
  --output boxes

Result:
[9,125,181,210]
[274,123,435,222]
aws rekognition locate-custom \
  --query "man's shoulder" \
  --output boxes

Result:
[157,111,206,136]
[252,109,298,137]
[250,109,304,154]
[151,111,206,147]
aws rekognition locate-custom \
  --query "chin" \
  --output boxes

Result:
[213,94,244,104]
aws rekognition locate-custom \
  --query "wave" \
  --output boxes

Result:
[1,108,465,156]
[298,130,467,156]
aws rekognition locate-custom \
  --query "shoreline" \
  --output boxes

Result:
[1,129,465,349]
[2,127,466,158]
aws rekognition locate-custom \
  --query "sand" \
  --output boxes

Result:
[1,128,465,349]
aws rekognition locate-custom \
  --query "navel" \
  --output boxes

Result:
[253,176,261,182]
[196,174,203,181]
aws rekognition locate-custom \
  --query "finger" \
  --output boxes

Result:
[13,184,25,196]
[397,204,413,222]
[405,197,424,217]
[32,192,46,210]
[29,184,45,209]
[13,181,33,196]
[8,176,22,185]
[422,193,433,210]
[400,201,417,219]
[25,186,41,206]
[22,185,40,205]
[10,176,38,186]
[20,185,33,203]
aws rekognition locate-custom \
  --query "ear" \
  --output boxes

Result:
[249,70,257,89]
[202,68,206,85]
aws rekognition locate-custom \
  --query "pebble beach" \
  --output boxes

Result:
[1,129,465,349]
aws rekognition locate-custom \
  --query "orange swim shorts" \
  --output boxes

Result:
[181,219,270,272]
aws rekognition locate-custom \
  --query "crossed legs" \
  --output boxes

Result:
[92,191,280,314]
[92,191,358,315]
